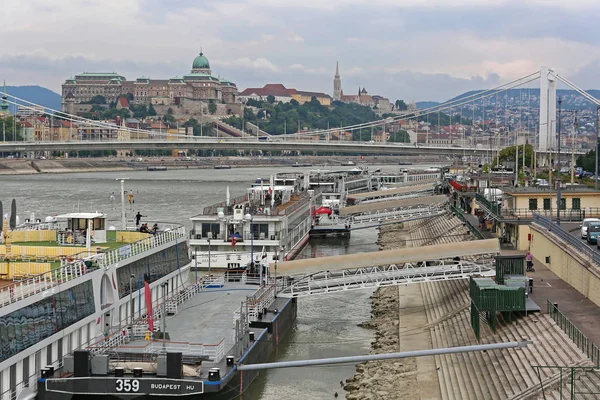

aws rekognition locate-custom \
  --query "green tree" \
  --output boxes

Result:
[163,114,176,125]
[208,100,217,115]
[395,99,408,111]
[246,98,264,108]
[496,144,534,167]
[148,103,157,116]
[167,107,174,115]
[267,95,276,104]
[85,95,107,105]
[0,116,23,141]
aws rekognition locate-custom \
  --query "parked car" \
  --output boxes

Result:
[581,218,600,239]
[587,222,600,244]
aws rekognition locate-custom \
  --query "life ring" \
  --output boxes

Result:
[67,256,74,263]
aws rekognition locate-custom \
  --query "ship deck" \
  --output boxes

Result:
[121,282,257,349]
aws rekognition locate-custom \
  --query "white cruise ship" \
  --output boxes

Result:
[189,173,320,271]
[0,212,190,400]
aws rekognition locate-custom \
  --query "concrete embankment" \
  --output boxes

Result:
[0,155,437,175]
[344,223,423,400]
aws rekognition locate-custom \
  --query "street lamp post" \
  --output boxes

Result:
[245,213,255,283]
[194,246,198,282]
[129,274,135,326]
[274,246,283,297]
[207,238,212,274]
[120,179,126,230]
[557,98,562,226]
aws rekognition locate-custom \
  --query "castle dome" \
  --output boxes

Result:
[192,52,210,69]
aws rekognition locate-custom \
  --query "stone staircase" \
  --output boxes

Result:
[420,278,592,400]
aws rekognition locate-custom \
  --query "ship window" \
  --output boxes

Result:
[0,280,95,363]
[251,223,269,239]
[201,223,220,238]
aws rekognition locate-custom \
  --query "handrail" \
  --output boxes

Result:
[0,224,186,311]
[547,300,600,367]
[533,213,600,266]
[450,205,484,240]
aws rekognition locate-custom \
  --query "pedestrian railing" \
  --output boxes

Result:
[450,205,485,240]
[533,213,600,267]
[547,300,600,367]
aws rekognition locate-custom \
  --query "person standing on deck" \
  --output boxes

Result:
[135,212,146,227]
[110,192,115,209]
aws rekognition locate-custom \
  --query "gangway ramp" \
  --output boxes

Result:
[277,238,500,276]
[278,260,496,297]
[340,194,448,217]
[348,182,437,202]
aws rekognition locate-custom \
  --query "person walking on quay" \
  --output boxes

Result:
[135,211,146,227]
[526,251,535,272]
[109,192,115,209]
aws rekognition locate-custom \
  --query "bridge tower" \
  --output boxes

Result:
[538,66,557,153]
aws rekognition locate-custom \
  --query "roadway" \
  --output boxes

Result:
[0,139,578,158]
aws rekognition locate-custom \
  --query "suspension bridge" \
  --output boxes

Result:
[0,67,596,163]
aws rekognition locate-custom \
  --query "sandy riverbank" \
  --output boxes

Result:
[344,222,423,400]
[0,155,439,175]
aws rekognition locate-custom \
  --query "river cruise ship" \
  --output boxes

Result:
[0,212,190,399]
[189,173,320,271]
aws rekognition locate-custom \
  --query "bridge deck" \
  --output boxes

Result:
[340,194,448,216]
[277,238,500,275]
[348,182,437,200]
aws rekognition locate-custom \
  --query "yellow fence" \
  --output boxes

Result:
[0,245,88,259]
[0,262,52,279]
[8,230,57,243]
[115,231,152,243]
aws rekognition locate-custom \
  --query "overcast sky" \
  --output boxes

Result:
[1,0,600,102]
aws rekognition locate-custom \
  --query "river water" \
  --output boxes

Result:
[0,164,435,399]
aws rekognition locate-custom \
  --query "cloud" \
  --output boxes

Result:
[288,33,304,43]
[1,0,600,103]
[222,57,281,73]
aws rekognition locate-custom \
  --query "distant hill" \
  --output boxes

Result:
[445,89,600,110]
[4,86,62,114]
[416,101,440,109]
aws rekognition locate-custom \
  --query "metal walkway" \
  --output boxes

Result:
[349,205,446,226]
[278,259,495,297]
[348,182,438,203]
[340,195,448,217]
[277,238,500,275]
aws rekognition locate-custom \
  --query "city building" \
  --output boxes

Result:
[16,105,45,117]
[239,84,294,103]
[238,84,332,106]
[62,51,238,116]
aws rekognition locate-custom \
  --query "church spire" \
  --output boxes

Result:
[333,62,342,101]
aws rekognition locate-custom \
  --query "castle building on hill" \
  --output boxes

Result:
[61,51,238,115]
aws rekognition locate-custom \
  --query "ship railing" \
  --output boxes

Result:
[117,338,226,362]
[0,261,95,308]
[99,225,186,268]
[233,284,276,322]
[0,225,185,311]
